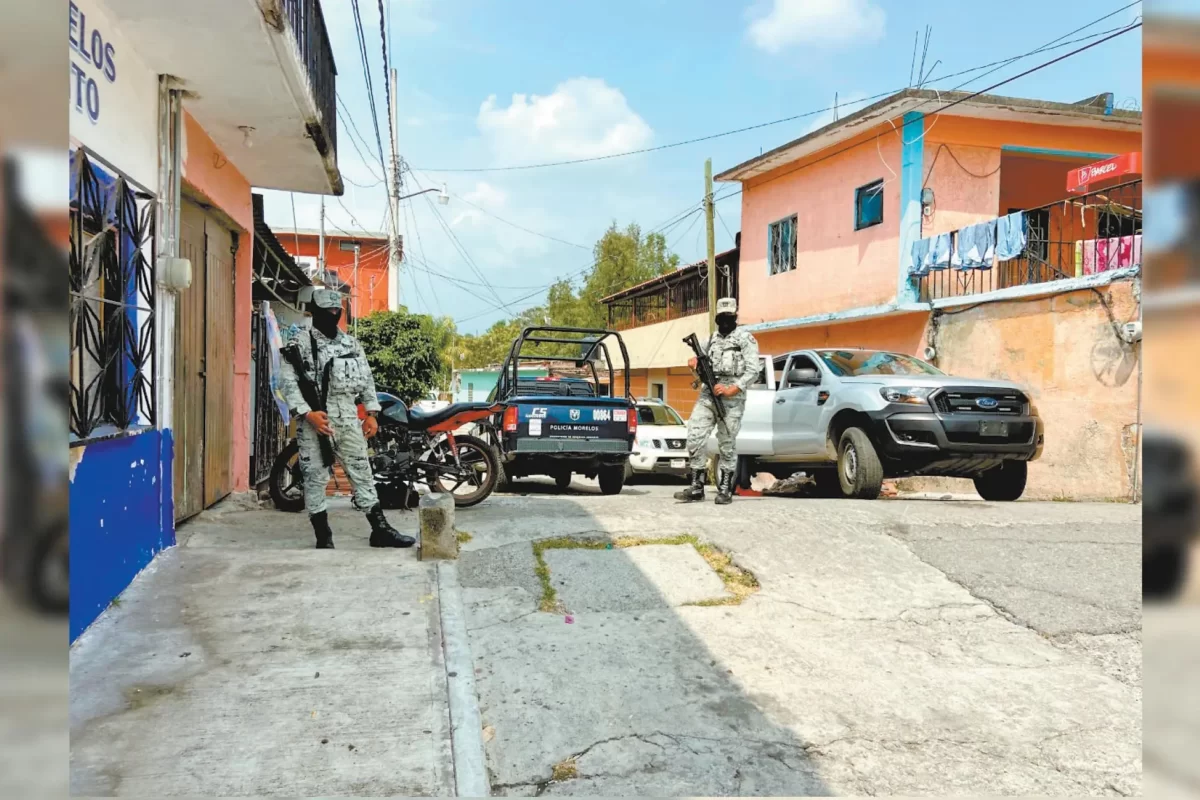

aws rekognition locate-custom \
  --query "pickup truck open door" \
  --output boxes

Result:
[771,352,827,455]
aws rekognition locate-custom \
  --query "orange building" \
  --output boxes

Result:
[273,228,394,327]
[608,88,1143,500]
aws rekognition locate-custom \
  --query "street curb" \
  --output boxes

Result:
[436,562,491,798]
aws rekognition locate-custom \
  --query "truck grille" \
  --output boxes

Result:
[666,439,687,450]
[932,388,1026,415]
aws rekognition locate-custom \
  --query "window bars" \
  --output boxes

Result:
[69,148,157,442]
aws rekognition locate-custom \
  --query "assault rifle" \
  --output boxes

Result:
[682,332,727,428]
[279,337,336,468]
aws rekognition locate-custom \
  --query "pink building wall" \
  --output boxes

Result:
[737,126,903,325]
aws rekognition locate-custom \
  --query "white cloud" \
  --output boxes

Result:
[747,0,885,54]
[451,181,508,228]
[476,78,653,163]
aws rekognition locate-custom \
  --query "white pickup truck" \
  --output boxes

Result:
[710,348,1045,500]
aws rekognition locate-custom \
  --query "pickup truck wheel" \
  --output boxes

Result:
[555,472,572,491]
[598,464,626,495]
[973,460,1028,501]
[838,428,884,499]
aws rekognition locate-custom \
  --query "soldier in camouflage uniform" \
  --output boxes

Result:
[674,297,760,505]
[278,288,414,549]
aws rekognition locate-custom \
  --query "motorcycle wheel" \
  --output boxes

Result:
[431,435,499,508]
[269,440,306,513]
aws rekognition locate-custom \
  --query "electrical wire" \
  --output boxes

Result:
[349,0,388,180]
[442,192,590,250]
[415,3,1142,174]
[744,22,1141,193]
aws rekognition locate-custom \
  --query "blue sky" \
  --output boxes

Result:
[260,0,1144,333]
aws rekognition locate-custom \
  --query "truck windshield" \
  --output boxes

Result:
[817,350,944,377]
[637,405,684,426]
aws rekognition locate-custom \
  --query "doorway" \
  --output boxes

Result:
[174,198,236,520]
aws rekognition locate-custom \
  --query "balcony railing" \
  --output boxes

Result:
[606,258,739,331]
[282,0,337,161]
[915,179,1142,303]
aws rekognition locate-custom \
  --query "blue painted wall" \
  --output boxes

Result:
[70,428,174,642]
[897,111,926,306]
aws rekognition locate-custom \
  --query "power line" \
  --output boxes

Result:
[415,2,1142,174]
[349,0,388,176]
[407,168,515,312]
[442,191,590,250]
[450,193,720,326]
[376,0,397,180]
[746,21,1142,192]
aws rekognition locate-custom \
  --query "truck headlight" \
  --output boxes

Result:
[880,387,934,405]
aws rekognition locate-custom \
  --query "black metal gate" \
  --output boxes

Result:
[249,304,287,485]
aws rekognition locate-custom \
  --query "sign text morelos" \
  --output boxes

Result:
[69,1,117,124]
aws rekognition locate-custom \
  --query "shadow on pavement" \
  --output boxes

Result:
[456,492,834,796]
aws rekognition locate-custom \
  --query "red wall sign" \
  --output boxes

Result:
[1066,152,1142,193]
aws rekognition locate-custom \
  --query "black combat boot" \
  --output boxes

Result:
[674,468,706,502]
[714,469,736,505]
[367,504,416,548]
[310,511,335,549]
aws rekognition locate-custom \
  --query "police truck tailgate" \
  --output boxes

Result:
[510,396,634,452]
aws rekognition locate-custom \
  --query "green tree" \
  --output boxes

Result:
[438,220,683,370]
[355,310,443,404]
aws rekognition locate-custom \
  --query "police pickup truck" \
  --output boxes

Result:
[493,327,637,494]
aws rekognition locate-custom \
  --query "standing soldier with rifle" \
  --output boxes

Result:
[675,297,760,505]
[278,287,414,549]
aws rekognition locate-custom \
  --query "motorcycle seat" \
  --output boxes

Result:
[407,402,499,430]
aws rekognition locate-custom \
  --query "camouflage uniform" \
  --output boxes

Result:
[278,326,382,516]
[686,326,760,472]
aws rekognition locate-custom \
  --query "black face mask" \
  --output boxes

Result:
[312,308,342,338]
[716,315,737,335]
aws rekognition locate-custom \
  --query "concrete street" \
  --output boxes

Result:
[70,480,1143,796]
[461,479,1142,796]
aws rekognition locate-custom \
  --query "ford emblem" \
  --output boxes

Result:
[975,397,999,410]
[569,409,581,421]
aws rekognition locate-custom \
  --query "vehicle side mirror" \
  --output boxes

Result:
[787,368,821,386]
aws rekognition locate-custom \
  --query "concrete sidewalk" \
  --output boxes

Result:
[69,498,456,796]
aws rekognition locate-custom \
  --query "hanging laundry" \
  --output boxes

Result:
[1113,234,1142,269]
[995,212,1027,261]
[952,221,996,270]
[930,232,952,270]
[910,238,932,276]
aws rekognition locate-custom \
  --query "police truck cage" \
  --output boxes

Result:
[496,326,633,402]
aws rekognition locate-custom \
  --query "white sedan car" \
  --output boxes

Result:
[627,399,691,479]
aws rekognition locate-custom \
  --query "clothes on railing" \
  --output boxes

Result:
[910,238,932,276]
[1074,234,1142,276]
[909,212,1032,277]
[931,232,952,271]
[995,212,1027,261]
[952,220,996,270]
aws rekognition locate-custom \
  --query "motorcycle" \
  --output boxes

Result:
[269,391,506,512]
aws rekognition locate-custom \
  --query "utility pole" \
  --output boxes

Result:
[705,157,717,334]
[318,196,326,283]
[387,67,402,312]
[353,243,361,335]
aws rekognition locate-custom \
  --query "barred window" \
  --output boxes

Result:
[768,214,797,275]
[69,148,157,443]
